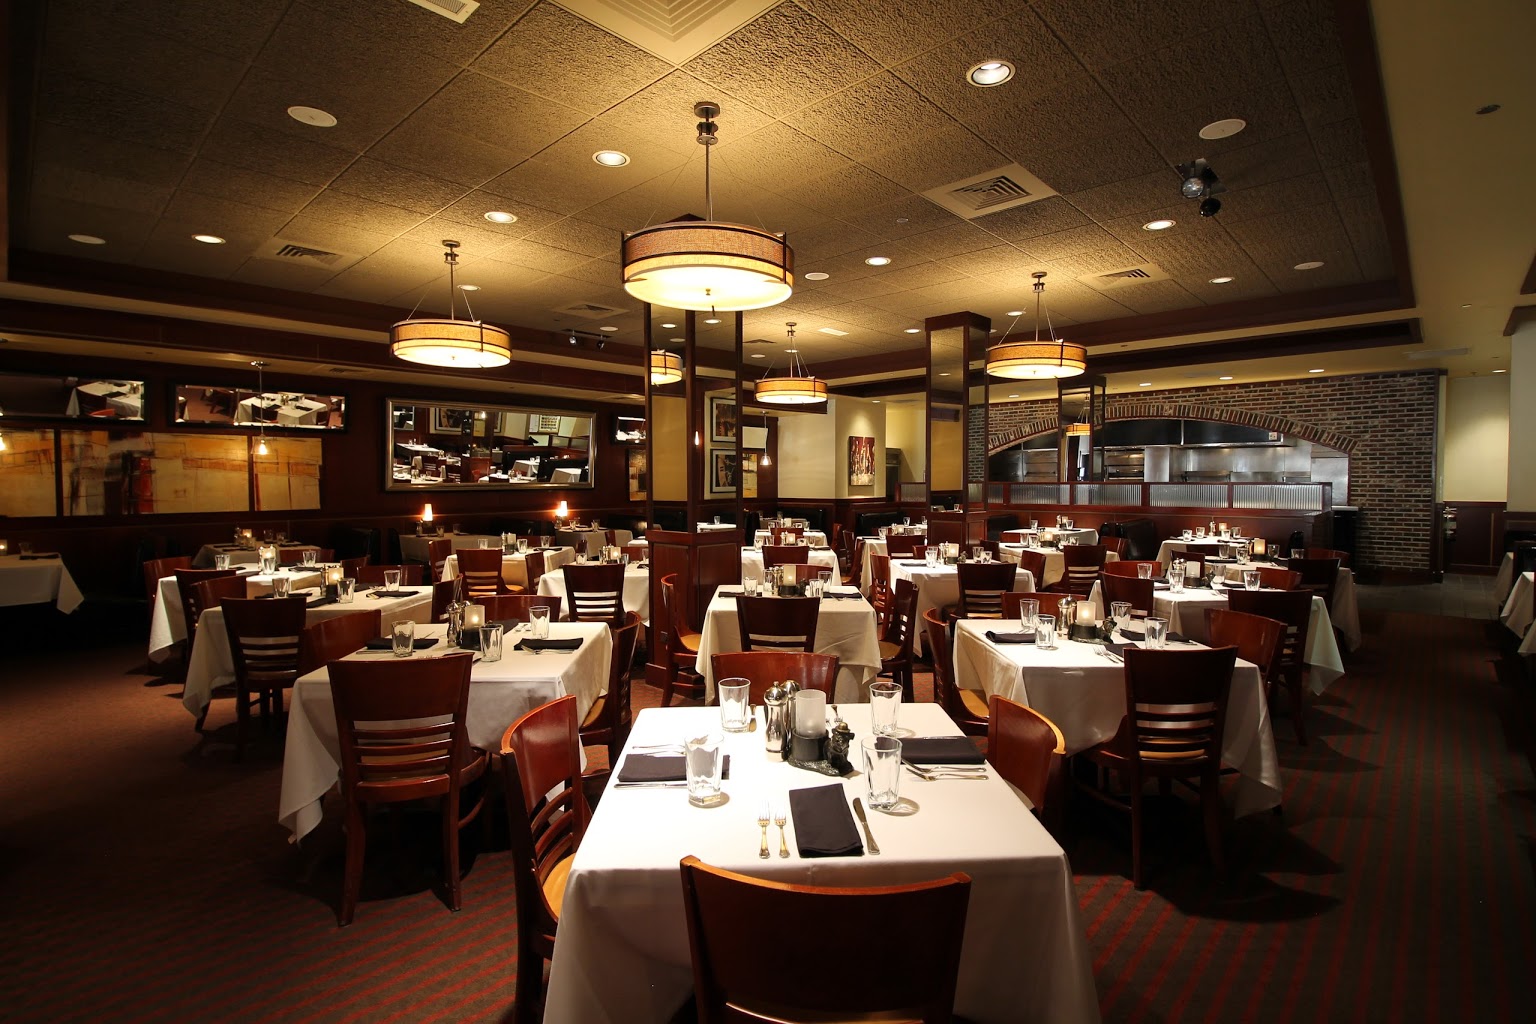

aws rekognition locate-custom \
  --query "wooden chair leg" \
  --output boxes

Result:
[1129,785,1145,891]
[235,692,250,762]
[340,801,366,926]
[514,943,546,1024]
[444,791,462,912]
[1201,778,1225,875]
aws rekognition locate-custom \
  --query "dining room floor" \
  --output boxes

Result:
[1354,570,1502,619]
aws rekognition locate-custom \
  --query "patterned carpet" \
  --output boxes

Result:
[1,607,1532,1022]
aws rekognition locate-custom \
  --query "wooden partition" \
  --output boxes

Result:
[643,528,743,687]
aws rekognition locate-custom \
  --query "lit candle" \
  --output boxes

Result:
[1218,521,1228,534]
[1252,538,1267,556]
[422,502,434,523]
[0,540,8,555]
[326,565,344,586]
[556,500,569,519]
[464,603,485,630]
[1078,603,1097,627]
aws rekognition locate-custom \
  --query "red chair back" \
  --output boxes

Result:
[708,651,838,704]
[1205,608,1285,683]
[735,595,820,653]
[1100,574,1155,618]
[1052,545,1106,596]
[457,547,509,598]
[299,610,382,674]
[480,594,563,622]
[955,562,1017,618]
[175,568,240,642]
[561,562,626,626]
[987,696,1065,813]
[426,538,453,583]
[143,555,192,604]
[1256,566,1301,591]
[1101,560,1160,578]
[1118,647,1237,775]
[355,564,424,586]
[762,544,809,569]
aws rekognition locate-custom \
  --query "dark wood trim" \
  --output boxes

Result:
[1520,249,1536,295]
[835,376,928,399]
[1503,305,1536,337]
[796,348,926,380]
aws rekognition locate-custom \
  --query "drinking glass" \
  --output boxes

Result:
[263,530,274,543]
[713,515,722,526]
[1143,617,1168,649]
[1016,598,1039,628]
[686,733,726,807]
[1244,569,1262,590]
[479,623,504,663]
[517,537,528,553]
[862,735,902,811]
[479,537,492,549]
[1182,529,1193,541]
[529,605,550,640]
[1136,562,1154,580]
[718,678,752,733]
[259,554,277,575]
[383,568,402,593]
[1028,520,1039,531]
[925,547,940,567]
[869,681,902,737]
[1195,526,1206,539]
[213,553,231,570]
[1036,614,1058,650]
[338,578,356,603]
[1169,572,1185,594]
[392,620,416,657]
[1111,600,1132,623]
[1232,526,1243,539]
[903,517,911,527]
[1291,549,1305,560]
[276,531,288,544]
[743,576,760,597]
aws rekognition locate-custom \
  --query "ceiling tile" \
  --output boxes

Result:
[179,159,323,215]
[84,0,290,61]
[1212,171,1331,225]
[969,194,1093,242]
[557,257,625,289]
[401,215,522,255]
[1063,170,1179,223]
[1259,0,1343,75]
[154,191,297,248]
[683,2,882,118]
[410,71,590,156]
[839,196,961,239]
[35,72,213,154]
[798,0,1015,66]
[783,73,960,156]
[1095,14,1287,124]
[481,122,689,214]
[29,123,194,189]
[1088,277,1202,315]
[1138,76,1307,164]
[1034,0,1258,71]
[595,71,774,155]
[367,117,528,188]
[716,122,855,191]
[792,163,909,217]
[295,191,426,237]
[33,164,173,219]
[483,238,595,276]
[1029,131,1168,195]
[895,221,1000,261]
[230,257,341,292]
[328,158,469,216]
[1288,63,1357,126]
[865,123,1010,193]
[293,0,535,67]
[23,196,160,255]
[434,191,565,237]
[1043,244,1149,280]
[200,117,359,187]
[1017,223,1129,261]
[1224,201,1354,267]
[1215,132,1321,191]
[472,2,671,115]
[1324,160,1375,201]
[525,217,622,258]
[134,236,249,278]
[937,243,1035,279]
[276,212,396,260]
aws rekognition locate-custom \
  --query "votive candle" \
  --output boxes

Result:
[464,603,485,630]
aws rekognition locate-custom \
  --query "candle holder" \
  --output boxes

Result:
[323,564,345,599]
[786,722,855,778]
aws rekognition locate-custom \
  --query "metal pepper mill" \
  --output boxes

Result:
[763,684,790,759]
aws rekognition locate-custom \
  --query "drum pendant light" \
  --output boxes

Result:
[390,241,512,368]
[755,322,827,405]
[649,349,683,385]
[985,272,1086,379]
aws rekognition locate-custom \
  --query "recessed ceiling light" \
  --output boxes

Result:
[895,217,909,224]
[904,328,921,334]
[484,210,517,224]
[1308,368,1326,373]
[192,234,225,244]
[1492,368,1507,373]
[1475,103,1501,115]
[1219,375,1234,381]
[68,233,106,245]
[287,105,337,128]
[804,272,830,281]
[593,150,630,167]
[599,326,619,332]
[872,399,881,404]
[1294,260,1325,270]
[865,256,892,266]
[938,372,950,377]
[704,317,721,325]
[818,327,849,336]
[1209,276,1234,284]
[967,60,1015,87]
[1142,219,1176,231]
[1008,394,1019,399]
[1460,303,1472,308]
[750,352,765,358]
[1199,118,1247,140]
[1138,382,1152,387]
[1006,310,1024,317]
[657,323,676,329]
[458,284,480,291]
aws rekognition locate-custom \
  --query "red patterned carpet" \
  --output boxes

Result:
[1,607,1532,1022]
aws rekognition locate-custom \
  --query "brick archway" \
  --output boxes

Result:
[989,401,1360,456]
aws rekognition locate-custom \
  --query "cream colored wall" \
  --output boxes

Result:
[1509,323,1536,511]
[932,417,962,491]
[1443,375,1510,502]
[834,397,885,499]
[884,401,926,483]
[651,395,686,501]
[775,411,836,498]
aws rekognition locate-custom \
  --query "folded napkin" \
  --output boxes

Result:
[715,587,745,597]
[822,591,864,601]
[1116,628,1189,643]
[514,637,583,652]
[811,546,832,551]
[986,630,1036,644]
[899,560,928,567]
[364,637,440,651]
[900,737,985,765]
[369,588,423,599]
[18,553,60,560]
[616,753,732,783]
[789,785,862,858]
[1207,557,1239,564]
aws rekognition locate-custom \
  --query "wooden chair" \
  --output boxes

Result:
[884,533,924,557]
[500,695,586,1024]
[1001,592,1044,620]
[1205,609,1285,695]
[1305,546,1351,568]
[330,654,487,926]
[868,553,894,629]
[479,594,563,622]
[1256,566,1301,591]
[174,567,240,647]
[1081,646,1238,889]
[841,531,861,587]
[955,561,1018,619]
[966,539,1001,559]
[426,538,453,583]
[521,550,549,589]
[561,563,626,626]
[922,608,988,736]
[1174,548,1208,573]
[1012,548,1050,589]
[143,555,192,604]
[431,578,460,623]
[298,610,382,674]
[457,547,515,599]
[830,523,847,571]
[1287,556,1341,612]
[770,527,802,545]
[1050,544,1106,596]
[679,855,971,1024]
[1101,560,1161,578]
[1226,589,1314,743]
[353,564,424,587]
[221,596,307,760]
[660,574,705,706]
[708,651,838,704]
[735,595,820,653]
[761,544,809,569]
[1101,536,1128,557]
[337,555,369,578]
[1100,574,1156,618]
[877,578,919,702]
[987,695,1065,815]
[580,613,643,766]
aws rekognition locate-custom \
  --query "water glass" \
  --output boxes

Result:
[272,575,291,599]
[479,537,492,549]
[517,537,528,553]
[1182,530,1193,541]
[1291,549,1305,560]
[479,623,504,663]
[301,550,317,568]
[1111,600,1132,624]
[713,515,722,526]
[686,733,726,807]
[869,680,902,736]
[1036,614,1058,650]
[1028,520,1039,531]
[383,568,402,593]
[743,576,760,597]
[1143,617,1168,649]
[1016,598,1039,628]
[862,735,902,811]
[338,578,356,603]
[718,678,752,733]
[392,620,416,657]
[1195,527,1207,539]
[1169,572,1185,594]
[213,553,231,570]
[925,547,940,567]
[529,605,550,640]
[1244,569,1262,590]
[260,554,277,575]
[1232,526,1243,539]
[1136,562,1154,579]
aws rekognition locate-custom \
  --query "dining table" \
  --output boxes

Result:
[147,566,324,662]
[0,553,84,614]
[66,380,142,418]
[1493,552,1519,605]
[999,543,1120,588]
[397,532,505,563]
[952,619,1282,817]
[180,586,434,718]
[751,528,828,547]
[555,527,635,552]
[1086,578,1346,693]
[1500,571,1535,655]
[888,559,1036,656]
[543,701,1101,1024]
[740,545,840,582]
[279,620,610,841]
[693,585,881,703]
[1002,527,1100,546]
[191,542,321,569]
[441,546,577,590]
[538,562,651,622]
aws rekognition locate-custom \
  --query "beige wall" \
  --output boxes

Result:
[884,400,926,483]
[834,397,885,499]
[777,398,888,498]
[1509,323,1536,511]
[1443,375,1509,502]
[651,395,686,501]
[932,417,962,491]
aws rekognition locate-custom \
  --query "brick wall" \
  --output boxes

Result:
[972,370,1440,573]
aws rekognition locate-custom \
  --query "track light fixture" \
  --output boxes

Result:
[1199,197,1222,217]
[1175,158,1226,217]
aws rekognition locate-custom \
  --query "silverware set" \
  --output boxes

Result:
[756,802,790,857]
[904,764,989,781]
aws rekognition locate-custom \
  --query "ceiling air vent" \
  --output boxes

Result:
[552,301,628,320]
[1079,263,1170,291]
[402,0,480,24]
[258,238,359,270]
[921,163,1058,220]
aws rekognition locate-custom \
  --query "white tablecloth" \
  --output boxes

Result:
[0,555,84,614]
[888,559,1035,656]
[192,543,321,569]
[181,588,434,716]
[442,547,576,590]
[147,567,324,662]
[695,523,739,533]
[237,393,326,426]
[279,621,610,840]
[999,544,1120,588]
[398,533,504,563]
[1087,581,1345,693]
[1500,572,1534,653]
[752,529,828,547]
[1154,547,1361,652]
[694,587,880,703]
[539,565,651,623]
[1002,527,1099,546]
[66,380,142,417]
[556,528,635,552]
[544,703,1100,1024]
[1494,553,1517,605]
[953,620,1281,817]
[740,547,840,582]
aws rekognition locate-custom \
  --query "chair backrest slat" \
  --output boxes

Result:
[1120,646,1238,769]
[956,562,1017,619]
[561,563,626,627]
[735,595,820,653]
[708,651,839,703]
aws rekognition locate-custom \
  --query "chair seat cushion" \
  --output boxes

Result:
[543,853,574,918]
[959,687,990,719]
[877,639,901,660]
[580,691,609,728]
[679,632,701,653]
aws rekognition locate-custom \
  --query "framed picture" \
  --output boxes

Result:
[709,394,738,443]
[710,449,738,494]
[848,435,876,486]
[627,448,648,501]
[431,407,472,434]
[741,452,759,499]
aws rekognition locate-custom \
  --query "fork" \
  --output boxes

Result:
[757,804,771,859]
[774,805,788,858]
[905,765,989,781]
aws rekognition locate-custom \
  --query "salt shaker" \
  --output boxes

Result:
[763,684,790,758]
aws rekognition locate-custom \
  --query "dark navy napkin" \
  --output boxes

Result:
[789,785,862,857]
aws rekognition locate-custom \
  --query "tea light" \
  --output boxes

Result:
[555,500,569,520]
[1251,538,1267,556]
[325,565,344,586]
[463,603,485,630]
[241,528,254,546]
[1077,603,1097,627]
[422,502,434,524]
[0,540,8,555]
[1218,521,1228,534]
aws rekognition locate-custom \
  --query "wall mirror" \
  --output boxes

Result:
[0,371,146,421]
[385,399,594,490]
[175,385,346,430]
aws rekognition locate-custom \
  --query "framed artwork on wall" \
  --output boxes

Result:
[848,435,875,486]
[627,448,648,501]
[710,449,738,494]
[709,394,738,443]
[741,452,758,499]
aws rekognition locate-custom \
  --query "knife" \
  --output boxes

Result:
[851,798,881,855]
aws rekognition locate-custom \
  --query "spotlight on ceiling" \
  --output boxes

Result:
[1199,197,1222,217]
[1175,158,1226,215]
[569,333,579,346]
